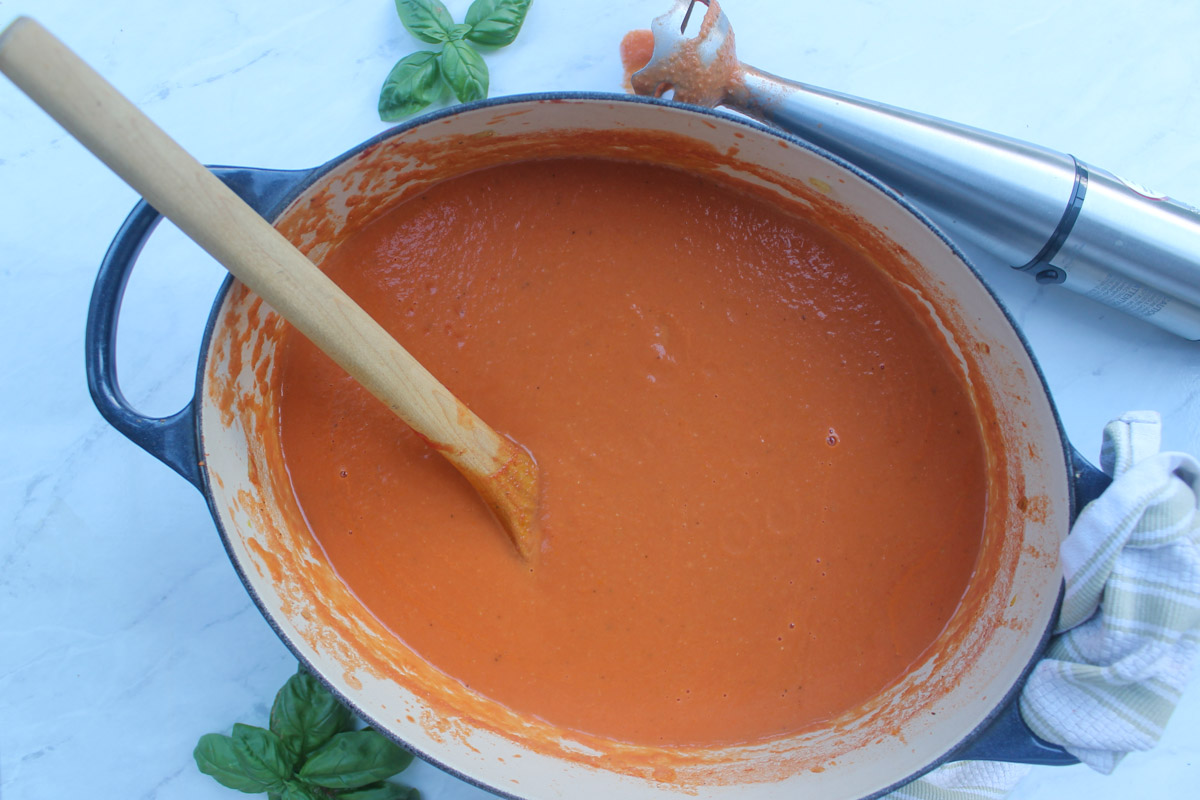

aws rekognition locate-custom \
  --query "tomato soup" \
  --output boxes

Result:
[276,157,987,747]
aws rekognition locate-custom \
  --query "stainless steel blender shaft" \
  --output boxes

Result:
[633,0,1200,340]
[732,67,1200,340]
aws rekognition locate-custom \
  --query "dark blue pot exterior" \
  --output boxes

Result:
[84,93,1110,784]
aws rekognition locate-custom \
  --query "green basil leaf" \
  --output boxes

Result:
[297,730,414,790]
[448,23,472,41]
[280,781,322,800]
[378,50,444,122]
[394,0,455,44]
[270,670,355,760]
[465,0,533,47]
[342,782,421,800]
[231,723,295,792]
[194,733,271,793]
[439,40,489,103]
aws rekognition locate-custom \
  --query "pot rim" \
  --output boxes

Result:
[188,92,1078,797]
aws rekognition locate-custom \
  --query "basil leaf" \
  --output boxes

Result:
[465,0,533,47]
[448,23,472,42]
[342,782,421,800]
[280,781,323,800]
[297,730,415,790]
[378,50,444,122]
[394,0,455,44]
[439,40,489,103]
[231,723,295,792]
[194,733,271,793]
[270,670,355,760]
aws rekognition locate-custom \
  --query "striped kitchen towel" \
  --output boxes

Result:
[887,411,1200,799]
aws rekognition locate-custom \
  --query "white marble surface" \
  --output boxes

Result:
[2,1,1197,798]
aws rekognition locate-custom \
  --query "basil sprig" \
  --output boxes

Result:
[379,0,533,121]
[194,667,417,799]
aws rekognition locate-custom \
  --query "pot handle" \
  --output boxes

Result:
[949,445,1112,766]
[85,165,317,491]
[950,692,1078,766]
[1071,444,1113,520]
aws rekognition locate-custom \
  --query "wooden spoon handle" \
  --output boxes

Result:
[0,17,539,558]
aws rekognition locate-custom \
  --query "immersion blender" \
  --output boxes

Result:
[631,0,1200,340]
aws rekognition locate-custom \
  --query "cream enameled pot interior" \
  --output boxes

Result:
[197,97,1068,799]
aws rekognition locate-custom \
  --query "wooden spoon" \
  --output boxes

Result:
[0,17,540,559]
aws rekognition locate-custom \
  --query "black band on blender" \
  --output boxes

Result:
[1015,159,1089,273]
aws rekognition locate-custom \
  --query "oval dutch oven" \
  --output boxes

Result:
[86,94,1110,799]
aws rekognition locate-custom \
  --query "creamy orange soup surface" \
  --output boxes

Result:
[276,157,987,747]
